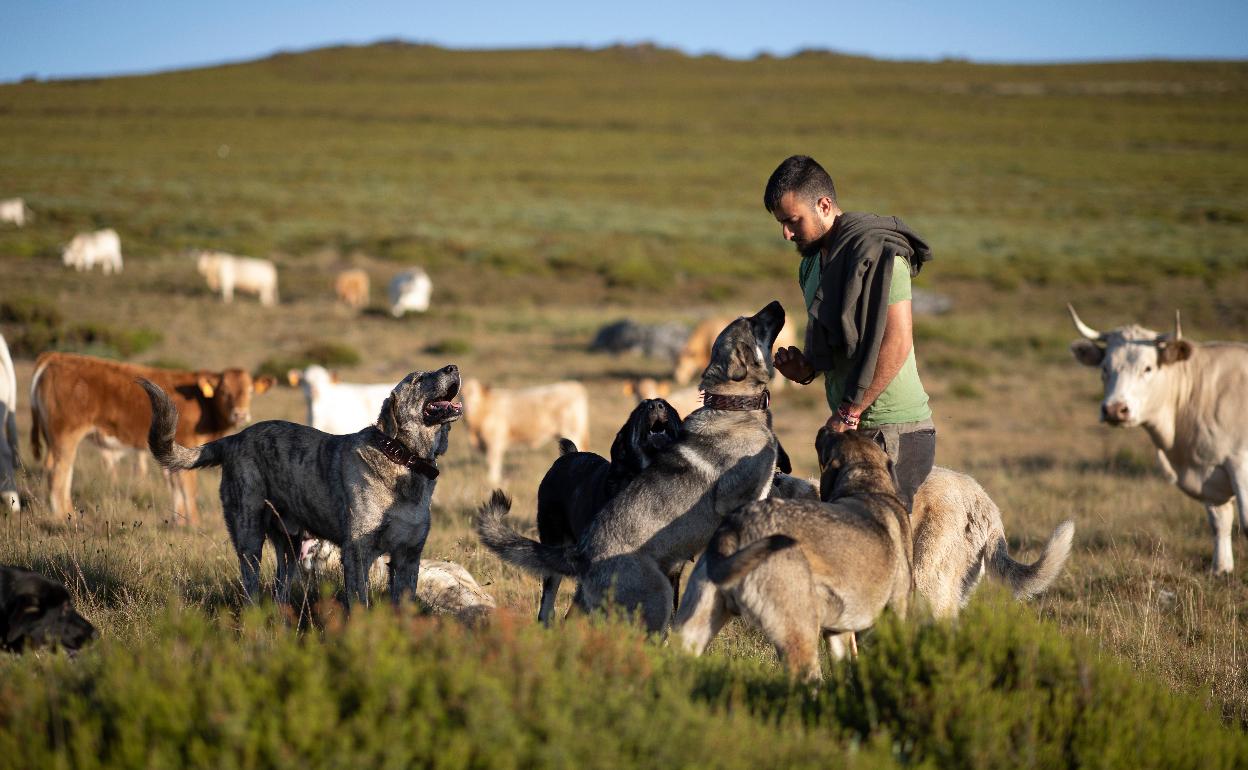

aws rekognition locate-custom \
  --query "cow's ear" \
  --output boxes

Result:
[1070,340,1104,367]
[254,375,276,394]
[1158,339,1193,366]
[197,377,215,398]
[658,382,671,397]
[286,369,302,387]
[330,371,341,384]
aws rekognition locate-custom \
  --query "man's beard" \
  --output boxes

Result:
[797,238,823,258]
[796,226,832,258]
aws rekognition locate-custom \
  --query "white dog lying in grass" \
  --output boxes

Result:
[299,539,496,620]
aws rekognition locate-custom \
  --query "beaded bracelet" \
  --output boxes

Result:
[836,404,861,428]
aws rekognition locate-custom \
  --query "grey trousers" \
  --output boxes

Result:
[857,418,936,512]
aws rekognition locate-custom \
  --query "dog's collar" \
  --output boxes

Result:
[702,389,770,411]
[368,428,439,480]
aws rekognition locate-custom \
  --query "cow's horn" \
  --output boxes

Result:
[1066,304,1102,341]
[1174,310,1182,341]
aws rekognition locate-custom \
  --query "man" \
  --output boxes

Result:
[765,155,935,510]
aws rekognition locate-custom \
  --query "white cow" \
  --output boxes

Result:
[1069,305,1248,574]
[0,333,19,513]
[388,268,432,317]
[288,365,394,435]
[196,251,278,306]
[62,229,123,273]
[0,198,30,227]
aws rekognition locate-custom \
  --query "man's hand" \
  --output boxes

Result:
[773,346,815,384]
[824,413,856,433]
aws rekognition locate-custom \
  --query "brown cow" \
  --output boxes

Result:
[334,269,370,311]
[29,352,274,525]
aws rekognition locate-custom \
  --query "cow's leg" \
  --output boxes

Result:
[165,469,199,527]
[1228,461,1248,543]
[1206,501,1235,574]
[48,428,88,516]
[486,443,505,485]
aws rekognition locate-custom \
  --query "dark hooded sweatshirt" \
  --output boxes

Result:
[802,212,933,409]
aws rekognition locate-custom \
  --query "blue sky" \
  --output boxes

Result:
[2,0,1245,82]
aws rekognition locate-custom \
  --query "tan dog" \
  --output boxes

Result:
[676,429,911,681]
[459,378,590,484]
[334,269,370,311]
[768,465,1075,620]
[673,315,797,389]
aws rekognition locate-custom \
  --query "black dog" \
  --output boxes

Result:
[534,398,682,625]
[0,566,96,653]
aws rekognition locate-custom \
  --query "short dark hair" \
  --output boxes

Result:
[763,155,837,212]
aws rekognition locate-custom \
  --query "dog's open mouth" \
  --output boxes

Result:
[423,380,463,424]
[644,414,676,450]
[423,400,462,424]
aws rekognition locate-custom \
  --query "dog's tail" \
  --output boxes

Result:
[138,378,225,471]
[705,523,797,589]
[558,438,579,456]
[476,489,579,577]
[986,519,1075,600]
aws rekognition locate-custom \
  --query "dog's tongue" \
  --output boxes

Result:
[426,400,462,414]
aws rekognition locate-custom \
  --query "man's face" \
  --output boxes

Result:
[772,191,835,256]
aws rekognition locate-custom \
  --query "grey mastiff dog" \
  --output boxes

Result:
[141,365,462,607]
[478,301,786,633]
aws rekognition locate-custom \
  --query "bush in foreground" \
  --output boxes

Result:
[0,594,1242,769]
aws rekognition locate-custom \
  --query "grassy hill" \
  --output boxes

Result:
[1,43,1245,302]
[2,44,1248,766]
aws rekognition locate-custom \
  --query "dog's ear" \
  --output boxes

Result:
[434,423,451,457]
[775,437,792,475]
[726,345,750,382]
[377,394,400,436]
[610,424,641,472]
[4,593,40,646]
[886,457,902,498]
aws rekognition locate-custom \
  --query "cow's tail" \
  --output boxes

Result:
[475,490,579,577]
[558,438,579,456]
[705,523,797,589]
[987,520,1075,600]
[28,356,49,462]
[138,379,224,471]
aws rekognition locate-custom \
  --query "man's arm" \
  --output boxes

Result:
[827,300,913,431]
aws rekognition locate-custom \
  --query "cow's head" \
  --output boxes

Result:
[1068,304,1193,427]
[197,368,276,427]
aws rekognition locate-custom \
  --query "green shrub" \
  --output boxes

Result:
[424,338,472,355]
[256,341,363,381]
[0,596,1242,769]
[0,296,161,359]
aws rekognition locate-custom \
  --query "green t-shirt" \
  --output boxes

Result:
[799,253,931,429]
